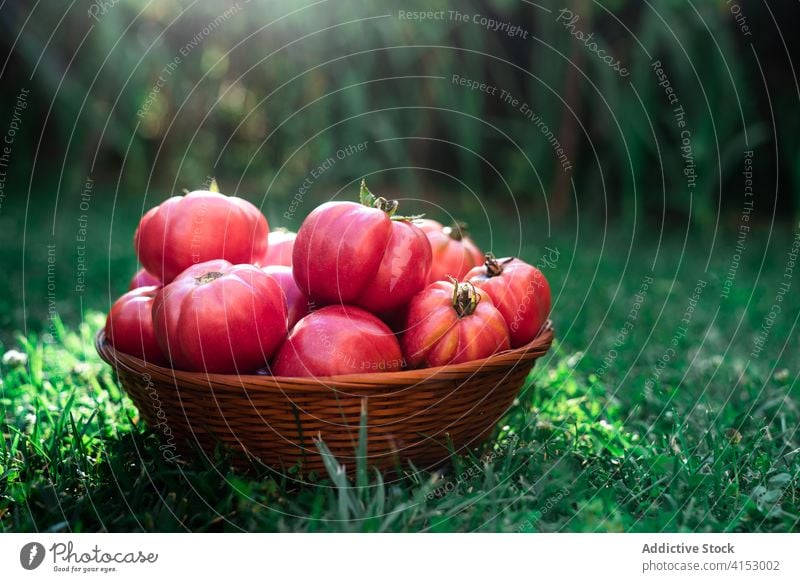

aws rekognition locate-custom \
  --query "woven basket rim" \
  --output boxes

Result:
[95,320,554,386]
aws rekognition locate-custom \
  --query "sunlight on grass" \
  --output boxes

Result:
[1,293,797,532]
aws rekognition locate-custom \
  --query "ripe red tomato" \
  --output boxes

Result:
[402,279,509,367]
[129,268,160,290]
[261,265,309,329]
[292,181,432,314]
[105,285,166,365]
[466,255,551,348]
[271,305,403,377]
[414,219,483,283]
[262,229,296,266]
[152,260,287,373]
[134,188,269,283]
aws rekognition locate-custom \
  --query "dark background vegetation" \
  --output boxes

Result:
[0,0,799,333]
[1,0,798,532]
[1,0,798,213]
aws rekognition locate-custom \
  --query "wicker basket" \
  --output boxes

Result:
[95,323,553,473]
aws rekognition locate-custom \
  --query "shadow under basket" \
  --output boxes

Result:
[96,323,554,473]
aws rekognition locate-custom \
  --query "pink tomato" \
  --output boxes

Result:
[401,279,510,368]
[262,229,296,266]
[414,219,483,283]
[135,186,269,283]
[152,260,287,373]
[271,305,403,377]
[261,265,310,329]
[105,285,166,365]
[466,254,551,348]
[292,181,432,314]
[129,268,160,290]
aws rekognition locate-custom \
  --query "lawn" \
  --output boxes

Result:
[2,196,798,533]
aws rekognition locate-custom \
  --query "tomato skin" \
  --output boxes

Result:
[152,260,288,373]
[355,220,433,313]
[271,305,403,377]
[262,230,296,266]
[105,285,166,365]
[293,202,389,305]
[134,190,269,283]
[466,257,551,348]
[129,268,160,290]
[414,219,483,283]
[261,265,309,329]
[292,202,431,313]
[401,280,510,368]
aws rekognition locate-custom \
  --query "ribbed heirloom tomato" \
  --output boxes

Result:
[105,285,166,365]
[134,183,269,283]
[466,254,551,348]
[153,260,287,373]
[401,279,510,368]
[414,219,484,283]
[262,228,296,266]
[292,181,432,314]
[272,305,403,377]
[261,265,309,329]
[129,268,160,290]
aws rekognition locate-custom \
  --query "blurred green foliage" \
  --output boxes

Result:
[0,0,793,225]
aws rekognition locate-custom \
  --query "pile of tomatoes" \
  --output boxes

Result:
[105,181,551,377]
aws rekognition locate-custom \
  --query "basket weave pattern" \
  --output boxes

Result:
[96,324,553,472]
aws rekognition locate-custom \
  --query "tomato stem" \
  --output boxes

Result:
[360,179,397,216]
[194,272,223,285]
[448,276,481,317]
[443,220,469,241]
[484,253,514,277]
[374,196,399,216]
[359,179,423,221]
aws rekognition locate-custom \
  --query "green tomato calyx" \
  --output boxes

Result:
[359,179,423,222]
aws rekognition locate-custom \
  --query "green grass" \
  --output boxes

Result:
[2,221,798,532]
